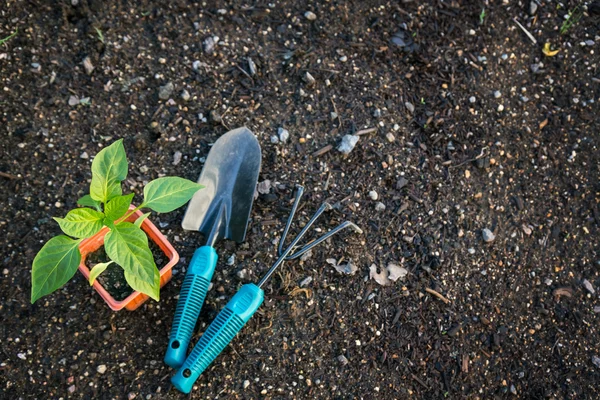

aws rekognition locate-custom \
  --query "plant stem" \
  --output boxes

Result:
[117,203,146,225]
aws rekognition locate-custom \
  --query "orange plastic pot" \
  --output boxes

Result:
[78,206,179,311]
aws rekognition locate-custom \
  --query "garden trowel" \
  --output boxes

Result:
[164,127,261,368]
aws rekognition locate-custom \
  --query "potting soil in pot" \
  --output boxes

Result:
[86,242,166,301]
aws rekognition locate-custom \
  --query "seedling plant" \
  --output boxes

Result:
[31,140,202,303]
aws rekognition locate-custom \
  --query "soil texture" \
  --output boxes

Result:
[1,0,600,399]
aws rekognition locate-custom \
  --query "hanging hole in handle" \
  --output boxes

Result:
[183,369,192,378]
[171,340,180,349]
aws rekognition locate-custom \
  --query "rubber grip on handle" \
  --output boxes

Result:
[164,246,218,369]
[171,283,264,394]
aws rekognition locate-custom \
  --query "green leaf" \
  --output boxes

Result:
[77,194,102,211]
[53,208,105,239]
[143,177,203,213]
[104,222,159,301]
[88,261,113,285]
[31,236,82,303]
[90,139,128,203]
[104,193,134,222]
[134,212,151,228]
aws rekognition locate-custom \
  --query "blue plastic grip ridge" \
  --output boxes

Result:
[171,284,264,394]
[164,246,218,369]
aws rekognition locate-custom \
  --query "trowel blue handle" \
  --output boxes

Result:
[164,246,218,369]
[171,284,264,394]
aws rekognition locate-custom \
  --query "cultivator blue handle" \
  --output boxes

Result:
[171,283,264,394]
[164,246,218,369]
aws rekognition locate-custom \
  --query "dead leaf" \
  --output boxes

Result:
[387,263,408,282]
[542,43,560,57]
[369,264,390,286]
[327,258,357,275]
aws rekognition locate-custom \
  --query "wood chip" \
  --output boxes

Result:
[425,287,451,304]
[313,144,333,157]
[553,287,573,298]
[0,171,19,179]
[355,127,377,136]
[513,18,537,44]
[462,354,469,374]
[539,118,548,130]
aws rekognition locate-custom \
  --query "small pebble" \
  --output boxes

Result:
[482,228,496,242]
[593,355,600,369]
[337,135,359,155]
[583,279,595,295]
[257,180,271,195]
[209,110,222,124]
[368,191,378,201]
[227,254,235,266]
[68,385,76,394]
[172,151,182,166]
[529,1,538,15]
[469,96,476,103]
[337,355,349,365]
[493,91,501,98]
[405,102,415,113]
[68,95,79,106]
[278,127,290,143]
[304,71,315,85]
[339,55,348,62]
[80,152,89,159]
[236,269,248,280]
[97,365,107,374]
[497,104,505,112]
[375,202,386,212]
[270,135,279,144]
[2,269,8,275]
[82,56,94,75]
[468,248,476,254]
[243,380,250,389]
[248,58,257,75]
[203,36,219,54]
[300,277,312,287]
[304,11,317,20]
[385,132,396,142]
[373,108,381,118]
[17,353,26,360]
[128,393,136,400]
[181,90,191,101]
[192,60,201,71]
[158,82,174,100]
[396,177,408,189]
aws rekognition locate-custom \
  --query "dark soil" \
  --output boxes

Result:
[1,0,600,399]
[86,241,167,301]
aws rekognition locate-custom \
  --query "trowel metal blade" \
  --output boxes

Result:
[181,127,261,243]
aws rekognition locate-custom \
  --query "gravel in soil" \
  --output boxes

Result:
[1,1,600,399]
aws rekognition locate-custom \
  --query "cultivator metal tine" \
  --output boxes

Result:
[257,186,362,288]
[285,221,363,260]
[277,185,304,257]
